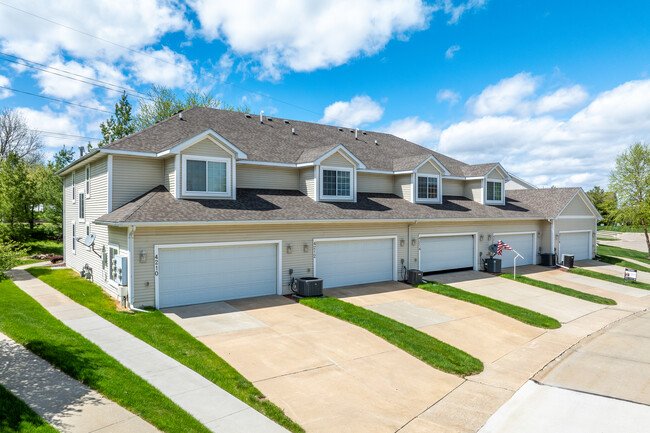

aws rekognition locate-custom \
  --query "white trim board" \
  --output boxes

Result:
[418,232,479,271]
[160,129,247,159]
[312,235,398,283]
[153,240,283,309]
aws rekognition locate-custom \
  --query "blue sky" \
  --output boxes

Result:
[1,0,650,189]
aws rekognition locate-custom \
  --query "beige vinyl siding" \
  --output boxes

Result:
[506,178,533,190]
[417,161,442,175]
[299,167,316,199]
[63,157,121,297]
[442,179,464,196]
[559,195,593,216]
[163,157,176,195]
[113,156,162,209]
[465,179,483,204]
[410,220,547,269]
[357,172,393,193]
[487,168,506,180]
[237,165,299,190]
[182,137,232,158]
[555,218,596,258]
[394,174,413,202]
[321,151,354,167]
[133,222,409,306]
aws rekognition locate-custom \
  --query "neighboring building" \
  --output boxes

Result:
[505,174,538,190]
[58,107,601,309]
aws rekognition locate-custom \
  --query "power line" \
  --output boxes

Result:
[0,51,152,100]
[0,1,323,116]
[30,129,100,140]
[0,85,112,114]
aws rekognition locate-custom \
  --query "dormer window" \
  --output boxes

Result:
[182,155,231,197]
[416,175,439,202]
[486,180,503,202]
[321,167,352,200]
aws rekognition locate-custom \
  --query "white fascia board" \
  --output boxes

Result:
[465,176,485,180]
[414,155,450,176]
[56,149,103,176]
[238,160,297,167]
[486,163,511,181]
[358,169,394,174]
[312,144,366,169]
[95,216,547,228]
[101,149,158,157]
[508,173,538,189]
[394,170,414,175]
[162,129,248,159]
[443,176,466,180]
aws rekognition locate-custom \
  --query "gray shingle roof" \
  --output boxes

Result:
[102,107,469,174]
[506,187,581,218]
[461,163,499,177]
[95,186,560,225]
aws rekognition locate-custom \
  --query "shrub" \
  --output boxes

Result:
[0,241,29,278]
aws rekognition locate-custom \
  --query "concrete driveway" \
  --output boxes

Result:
[577,259,650,284]
[599,231,649,253]
[479,311,650,432]
[163,295,462,433]
[431,270,605,323]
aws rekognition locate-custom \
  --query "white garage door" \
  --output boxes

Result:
[157,243,278,308]
[495,233,535,268]
[315,238,394,289]
[420,235,475,273]
[559,232,591,261]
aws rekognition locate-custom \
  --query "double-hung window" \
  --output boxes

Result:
[416,175,439,202]
[182,156,231,197]
[85,165,91,197]
[72,171,76,203]
[486,180,503,202]
[71,222,76,254]
[321,167,352,200]
[78,192,85,222]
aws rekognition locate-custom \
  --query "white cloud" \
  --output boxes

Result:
[188,0,433,79]
[439,78,650,188]
[0,75,11,99]
[468,72,539,116]
[129,47,196,88]
[34,59,98,99]
[320,95,384,128]
[383,116,440,146]
[445,45,460,59]
[438,0,488,24]
[535,85,588,114]
[437,88,461,105]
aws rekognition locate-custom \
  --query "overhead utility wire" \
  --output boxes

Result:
[30,130,101,140]
[0,85,112,114]
[0,55,154,101]
[0,51,151,99]
[0,1,323,116]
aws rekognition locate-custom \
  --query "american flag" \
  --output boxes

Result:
[496,240,513,256]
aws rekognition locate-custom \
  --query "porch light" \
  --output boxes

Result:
[303,243,309,253]
[139,250,147,263]
[411,238,416,246]
[400,239,405,247]
[287,244,293,254]
[479,235,484,242]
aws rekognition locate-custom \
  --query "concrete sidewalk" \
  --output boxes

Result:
[7,268,288,433]
[0,331,159,433]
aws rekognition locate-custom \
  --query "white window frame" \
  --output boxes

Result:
[108,243,120,288]
[85,164,91,198]
[71,222,76,254]
[71,171,76,203]
[181,155,232,197]
[319,166,354,200]
[78,192,85,222]
[485,179,504,204]
[415,174,441,203]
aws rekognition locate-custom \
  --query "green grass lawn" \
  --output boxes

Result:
[27,268,303,433]
[0,384,58,433]
[299,296,483,376]
[0,278,210,433]
[569,268,650,291]
[16,240,63,266]
[596,255,650,273]
[500,273,616,305]
[419,282,561,329]
[597,244,650,265]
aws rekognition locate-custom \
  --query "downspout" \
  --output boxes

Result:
[407,219,419,271]
[548,218,556,262]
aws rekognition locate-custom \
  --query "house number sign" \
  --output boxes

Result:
[154,254,159,276]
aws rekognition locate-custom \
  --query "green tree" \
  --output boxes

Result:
[586,186,617,225]
[134,85,249,131]
[99,92,135,146]
[38,147,75,235]
[609,142,650,257]
[0,153,36,233]
[0,241,29,278]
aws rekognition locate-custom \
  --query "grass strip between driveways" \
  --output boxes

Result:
[597,245,650,266]
[419,282,561,329]
[597,255,650,273]
[568,268,650,291]
[0,278,210,433]
[0,383,58,433]
[499,273,616,305]
[27,268,304,433]
[299,296,483,377]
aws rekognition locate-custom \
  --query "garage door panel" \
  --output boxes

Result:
[496,234,535,268]
[559,232,591,261]
[158,243,277,308]
[420,235,474,272]
[316,238,394,289]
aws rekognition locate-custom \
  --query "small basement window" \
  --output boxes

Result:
[182,156,231,197]
[416,175,439,202]
[321,167,352,199]
[486,180,503,202]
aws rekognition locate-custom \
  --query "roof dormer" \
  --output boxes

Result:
[297,145,364,202]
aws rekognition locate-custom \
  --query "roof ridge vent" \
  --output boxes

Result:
[260,110,264,124]
[291,127,296,135]
[268,117,273,121]
[245,113,251,118]
[338,127,343,131]
[284,119,290,124]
